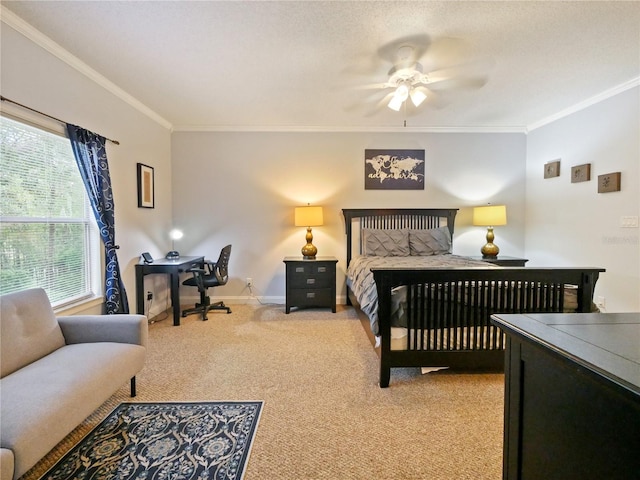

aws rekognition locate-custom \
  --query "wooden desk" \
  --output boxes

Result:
[135,256,204,326]
[491,312,640,480]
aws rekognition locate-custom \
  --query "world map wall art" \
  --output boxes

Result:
[364,149,425,190]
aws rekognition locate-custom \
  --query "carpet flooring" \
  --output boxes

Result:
[21,304,504,480]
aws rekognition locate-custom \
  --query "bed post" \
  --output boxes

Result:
[374,270,393,388]
[343,209,354,305]
[578,270,602,312]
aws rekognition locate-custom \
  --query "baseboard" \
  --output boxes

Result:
[179,295,348,307]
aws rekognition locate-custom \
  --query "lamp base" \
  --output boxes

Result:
[481,227,499,258]
[301,227,317,259]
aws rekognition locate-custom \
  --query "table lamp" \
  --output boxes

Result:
[294,205,323,259]
[473,205,507,258]
[166,229,183,259]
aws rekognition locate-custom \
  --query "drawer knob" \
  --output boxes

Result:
[306,292,316,299]
[318,267,326,273]
[295,267,304,273]
[306,278,316,285]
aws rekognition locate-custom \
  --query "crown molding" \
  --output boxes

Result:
[172,124,527,134]
[1,6,173,131]
[527,77,640,132]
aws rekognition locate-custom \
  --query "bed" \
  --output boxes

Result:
[343,208,605,387]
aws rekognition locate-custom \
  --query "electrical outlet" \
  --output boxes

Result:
[147,291,153,301]
[246,278,253,287]
[620,216,639,228]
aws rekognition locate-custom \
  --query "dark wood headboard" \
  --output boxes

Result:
[342,208,459,267]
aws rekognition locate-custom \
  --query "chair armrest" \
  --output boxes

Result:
[187,267,206,274]
[57,314,148,348]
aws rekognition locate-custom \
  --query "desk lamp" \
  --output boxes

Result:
[167,229,183,259]
[473,205,507,258]
[294,205,323,259]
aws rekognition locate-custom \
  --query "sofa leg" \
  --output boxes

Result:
[130,377,137,397]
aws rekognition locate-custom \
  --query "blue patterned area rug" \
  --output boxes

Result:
[41,401,263,480]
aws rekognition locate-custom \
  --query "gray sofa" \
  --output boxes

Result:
[0,288,148,480]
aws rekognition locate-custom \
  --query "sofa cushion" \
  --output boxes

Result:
[0,342,146,479]
[0,288,65,378]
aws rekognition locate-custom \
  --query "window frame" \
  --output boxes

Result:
[0,110,103,309]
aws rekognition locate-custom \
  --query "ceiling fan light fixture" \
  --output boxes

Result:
[410,88,427,107]
[387,95,404,111]
[395,82,410,100]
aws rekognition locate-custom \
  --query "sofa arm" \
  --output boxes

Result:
[1,448,14,480]
[57,315,148,348]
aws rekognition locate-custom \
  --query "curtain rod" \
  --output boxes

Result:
[1,95,120,145]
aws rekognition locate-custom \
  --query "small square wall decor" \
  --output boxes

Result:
[544,160,560,179]
[597,172,621,193]
[571,163,591,183]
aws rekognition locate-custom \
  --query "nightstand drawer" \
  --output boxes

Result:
[287,288,333,307]
[288,271,332,289]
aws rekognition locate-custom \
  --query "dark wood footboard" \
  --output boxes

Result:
[372,267,604,387]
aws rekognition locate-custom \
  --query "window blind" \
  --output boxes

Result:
[0,116,100,306]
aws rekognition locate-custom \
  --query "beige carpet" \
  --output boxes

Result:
[21,304,504,480]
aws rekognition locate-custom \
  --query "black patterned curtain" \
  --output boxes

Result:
[66,124,129,314]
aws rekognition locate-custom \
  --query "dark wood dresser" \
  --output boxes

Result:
[283,256,337,314]
[491,312,640,480]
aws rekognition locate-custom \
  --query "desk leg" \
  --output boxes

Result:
[136,270,145,316]
[171,271,181,326]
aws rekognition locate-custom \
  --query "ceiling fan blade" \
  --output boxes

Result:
[376,34,431,68]
[350,82,390,91]
[417,37,474,70]
[364,91,396,117]
[428,55,494,78]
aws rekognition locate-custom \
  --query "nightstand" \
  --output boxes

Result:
[471,256,529,267]
[283,256,338,314]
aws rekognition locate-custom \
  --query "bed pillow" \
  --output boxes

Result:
[362,228,410,257]
[409,227,452,256]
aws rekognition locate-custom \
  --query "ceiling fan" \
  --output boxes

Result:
[348,35,493,115]
[384,46,431,111]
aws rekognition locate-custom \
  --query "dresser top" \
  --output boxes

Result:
[491,312,640,396]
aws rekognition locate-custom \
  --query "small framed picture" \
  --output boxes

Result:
[137,163,154,208]
[544,160,560,179]
[598,172,621,193]
[571,163,591,183]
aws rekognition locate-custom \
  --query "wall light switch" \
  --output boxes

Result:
[620,216,639,228]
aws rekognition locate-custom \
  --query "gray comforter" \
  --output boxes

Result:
[346,254,494,336]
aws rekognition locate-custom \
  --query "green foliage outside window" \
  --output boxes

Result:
[0,116,98,305]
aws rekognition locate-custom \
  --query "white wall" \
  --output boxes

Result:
[1,23,174,315]
[525,87,640,312]
[6,15,636,314]
[171,131,526,303]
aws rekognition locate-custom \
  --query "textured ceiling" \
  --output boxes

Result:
[2,1,640,131]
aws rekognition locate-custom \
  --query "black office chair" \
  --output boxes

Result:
[181,244,232,320]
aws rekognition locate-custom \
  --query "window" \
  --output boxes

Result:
[0,115,100,307]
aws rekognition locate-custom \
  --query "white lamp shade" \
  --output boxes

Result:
[387,95,404,111]
[410,88,427,107]
[294,206,324,227]
[473,205,507,226]
[169,229,184,240]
